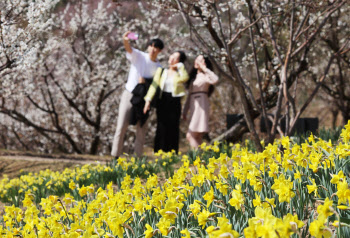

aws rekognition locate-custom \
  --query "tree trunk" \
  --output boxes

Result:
[212,111,259,143]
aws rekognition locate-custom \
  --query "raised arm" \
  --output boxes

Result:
[204,68,219,85]
[123,31,132,54]
[124,32,144,67]
[143,67,163,114]
[198,60,218,84]
[174,63,189,84]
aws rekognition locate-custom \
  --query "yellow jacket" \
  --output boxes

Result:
[144,63,189,101]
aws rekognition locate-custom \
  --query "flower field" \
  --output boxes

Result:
[0,122,350,237]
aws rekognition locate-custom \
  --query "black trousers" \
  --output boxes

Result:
[154,92,181,153]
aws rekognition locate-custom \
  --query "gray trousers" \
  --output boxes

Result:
[111,90,148,157]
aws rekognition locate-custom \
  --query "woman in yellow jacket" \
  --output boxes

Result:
[143,51,189,153]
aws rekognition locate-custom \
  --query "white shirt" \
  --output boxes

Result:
[125,48,161,92]
[161,69,174,93]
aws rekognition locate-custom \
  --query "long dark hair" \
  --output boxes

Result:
[186,56,215,96]
[176,50,187,63]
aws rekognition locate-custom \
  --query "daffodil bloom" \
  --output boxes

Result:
[197,209,212,228]
[189,201,201,219]
[244,219,258,238]
[144,224,154,238]
[262,197,276,209]
[275,218,294,237]
[193,157,201,167]
[340,120,350,143]
[69,180,76,190]
[219,164,229,179]
[229,186,244,210]
[159,197,183,224]
[87,184,94,194]
[330,170,345,184]
[283,213,304,229]
[281,136,290,148]
[316,198,334,218]
[306,178,318,197]
[253,193,262,207]
[271,174,295,203]
[203,187,215,208]
[268,162,279,179]
[253,207,278,238]
[215,179,229,196]
[207,214,239,238]
[180,228,191,238]
[336,180,350,204]
[294,170,301,181]
[309,214,332,238]
[156,217,171,236]
[79,185,88,197]
[308,133,315,144]
[337,205,349,210]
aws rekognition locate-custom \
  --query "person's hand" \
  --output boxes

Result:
[123,31,131,41]
[138,77,145,84]
[143,101,151,114]
[176,62,184,70]
[198,58,207,72]
[171,62,183,71]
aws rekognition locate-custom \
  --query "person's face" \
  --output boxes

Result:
[168,52,180,66]
[194,55,205,69]
[147,44,161,59]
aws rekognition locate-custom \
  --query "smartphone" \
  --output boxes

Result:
[127,32,138,40]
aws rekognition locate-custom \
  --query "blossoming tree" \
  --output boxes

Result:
[0,0,59,74]
[0,0,188,154]
[1,0,349,154]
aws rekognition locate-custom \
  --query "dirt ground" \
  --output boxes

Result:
[0,149,112,179]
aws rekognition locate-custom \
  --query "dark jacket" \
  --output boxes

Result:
[129,78,152,126]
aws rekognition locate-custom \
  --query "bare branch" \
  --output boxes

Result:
[288,45,343,134]
[291,0,346,58]
[228,16,262,46]
[246,0,270,138]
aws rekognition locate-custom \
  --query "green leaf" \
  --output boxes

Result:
[320,147,330,157]
[339,217,350,224]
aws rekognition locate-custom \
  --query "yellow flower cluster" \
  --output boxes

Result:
[0,152,177,206]
[244,207,304,237]
[0,121,349,237]
[0,164,105,200]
